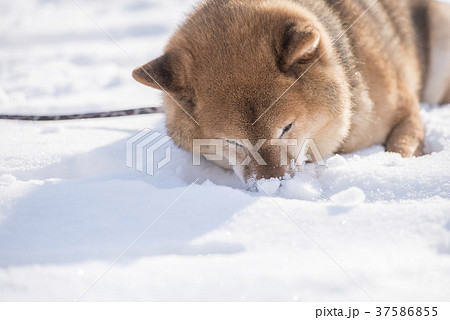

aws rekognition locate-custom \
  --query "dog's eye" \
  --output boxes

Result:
[281,123,293,137]
[226,139,244,148]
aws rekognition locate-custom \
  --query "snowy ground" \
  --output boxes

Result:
[1,0,450,301]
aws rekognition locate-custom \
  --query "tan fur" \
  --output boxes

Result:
[423,0,450,105]
[133,0,450,182]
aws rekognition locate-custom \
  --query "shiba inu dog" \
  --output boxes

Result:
[132,0,450,183]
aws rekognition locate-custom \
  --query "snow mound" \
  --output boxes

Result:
[330,187,366,206]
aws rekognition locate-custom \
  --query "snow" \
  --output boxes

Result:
[330,187,366,206]
[1,0,450,302]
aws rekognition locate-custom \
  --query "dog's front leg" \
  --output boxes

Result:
[385,101,424,157]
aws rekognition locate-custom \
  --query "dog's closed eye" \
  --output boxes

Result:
[281,123,293,137]
[226,139,244,148]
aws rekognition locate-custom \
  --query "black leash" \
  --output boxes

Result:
[0,107,164,121]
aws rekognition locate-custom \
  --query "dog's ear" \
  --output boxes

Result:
[132,52,183,92]
[279,23,321,72]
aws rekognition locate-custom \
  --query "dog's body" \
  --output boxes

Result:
[133,0,450,183]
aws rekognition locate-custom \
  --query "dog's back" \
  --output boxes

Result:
[302,0,450,105]
[319,0,449,104]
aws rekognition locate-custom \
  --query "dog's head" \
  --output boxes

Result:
[133,0,352,183]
